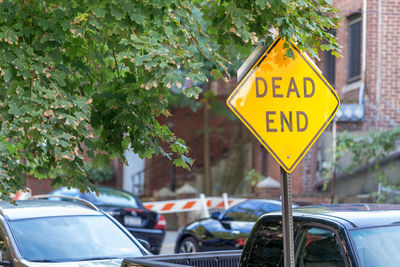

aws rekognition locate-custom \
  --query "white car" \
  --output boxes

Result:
[0,196,149,266]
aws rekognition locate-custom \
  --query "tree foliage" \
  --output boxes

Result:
[0,0,340,201]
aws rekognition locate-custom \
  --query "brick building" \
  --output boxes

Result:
[312,0,400,198]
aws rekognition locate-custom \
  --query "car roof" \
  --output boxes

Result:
[0,200,102,220]
[267,203,400,229]
[244,199,282,205]
[53,186,134,194]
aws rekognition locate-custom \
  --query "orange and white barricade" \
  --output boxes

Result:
[11,188,32,201]
[143,193,246,217]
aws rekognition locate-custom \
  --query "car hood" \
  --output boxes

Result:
[22,258,123,266]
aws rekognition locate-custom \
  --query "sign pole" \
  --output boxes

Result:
[227,37,340,266]
[281,166,295,267]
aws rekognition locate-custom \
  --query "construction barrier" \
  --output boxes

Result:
[12,189,32,201]
[143,193,247,217]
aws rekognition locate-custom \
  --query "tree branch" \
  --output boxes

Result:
[48,78,64,98]
[189,35,212,61]
[112,49,121,80]
[30,70,35,99]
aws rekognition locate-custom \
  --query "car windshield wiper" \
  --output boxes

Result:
[31,257,119,262]
[30,259,63,262]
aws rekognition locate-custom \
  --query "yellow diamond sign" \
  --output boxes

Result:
[227,38,340,173]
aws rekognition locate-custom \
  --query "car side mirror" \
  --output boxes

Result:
[210,211,221,220]
[137,239,151,252]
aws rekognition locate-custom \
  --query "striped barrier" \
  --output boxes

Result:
[12,189,32,201]
[143,194,247,215]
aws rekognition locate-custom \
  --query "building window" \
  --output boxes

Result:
[324,30,336,87]
[348,14,362,83]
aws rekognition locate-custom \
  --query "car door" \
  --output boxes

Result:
[295,225,349,267]
[202,201,257,251]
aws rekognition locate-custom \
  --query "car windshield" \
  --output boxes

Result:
[350,225,400,267]
[9,215,142,262]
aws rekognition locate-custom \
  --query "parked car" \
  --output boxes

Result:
[239,203,400,267]
[124,203,400,267]
[49,186,165,254]
[175,199,288,253]
[0,197,149,266]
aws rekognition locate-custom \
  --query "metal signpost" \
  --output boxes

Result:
[227,37,340,266]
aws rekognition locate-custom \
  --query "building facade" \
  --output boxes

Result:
[311,0,400,198]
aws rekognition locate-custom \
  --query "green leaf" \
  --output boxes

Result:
[110,5,124,20]
[93,153,110,169]
[93,7,106,18]
[285,47,295,59]
[4,70,12,82]
[255,0,268,10]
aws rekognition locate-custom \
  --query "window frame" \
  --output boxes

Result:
[294,223,350,267]
[324,29,337,87]
[347,14,362,83]
[246,219,283,267]
[0,216,16,266]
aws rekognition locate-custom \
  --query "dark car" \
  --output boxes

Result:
[175,199,286,253]
[0,198,148,266]
[240,203,400,267]
[50,187,165,254]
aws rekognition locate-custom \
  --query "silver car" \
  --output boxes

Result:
[0,196,149,266]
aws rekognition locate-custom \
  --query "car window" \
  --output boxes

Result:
[295,227,346,267]
[51,188,80,198]
[9,215,142,262]
[51,187,141,209]
[223,201,259,222]
[247,221,283,267]
[256,203,282,217]
[88,188,141,208]
[223,201,282,222]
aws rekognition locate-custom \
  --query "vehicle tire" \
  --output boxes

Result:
[178,236,199,253]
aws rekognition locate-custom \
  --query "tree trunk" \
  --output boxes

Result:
[203,95,212,196]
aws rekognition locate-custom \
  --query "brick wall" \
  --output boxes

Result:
[26,176,53,195]
[369,0,400,129]
[333,0,363,100]
[145,95,240,196]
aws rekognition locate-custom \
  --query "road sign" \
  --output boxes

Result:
[227,38,340,173]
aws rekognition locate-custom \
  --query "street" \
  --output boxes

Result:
[160,231,178,255]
